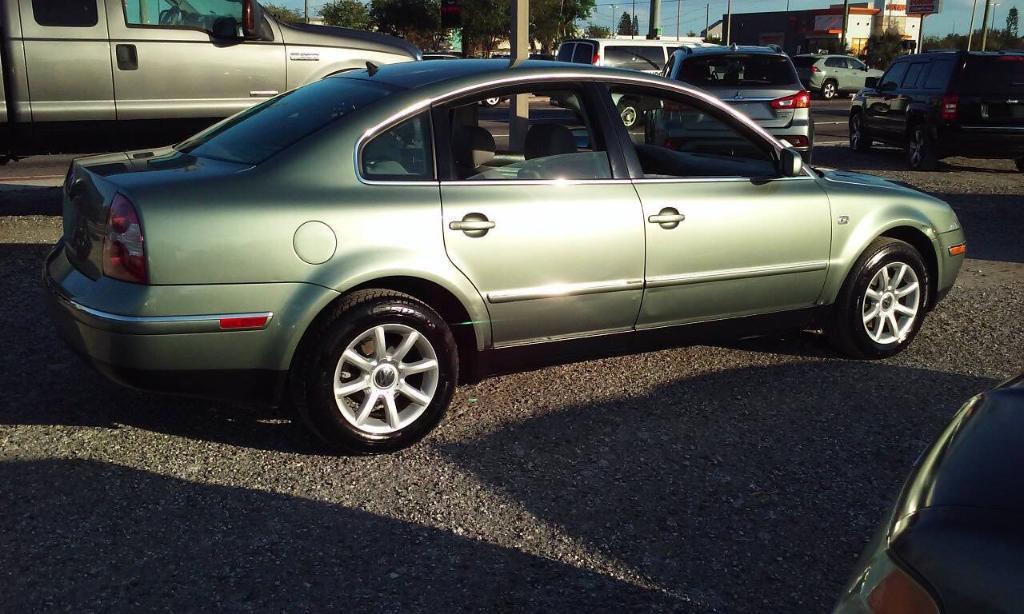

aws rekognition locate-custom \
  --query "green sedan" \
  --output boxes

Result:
[45,60,966,453]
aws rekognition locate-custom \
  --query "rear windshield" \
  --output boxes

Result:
[791,56,818,67]
[604,45,665,71]
[556,43,575,62]
[961,55,1024,94]
[178,77,396,165]
[678,54,800,88]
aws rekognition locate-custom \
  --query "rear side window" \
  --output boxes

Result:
[362,113,433,181]
[923,60,954,90]
[961,56,1024,94]
[32,0,97,27]
[179,77,396,165]
[678,54,800,88]
[605,46,665,71]
[572,42,594,64]
[825,57,845,68]
[879,62,909,89]
[556,43,575,62]
[902,63,927,88]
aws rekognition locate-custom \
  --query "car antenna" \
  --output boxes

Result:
[366,61,380,76]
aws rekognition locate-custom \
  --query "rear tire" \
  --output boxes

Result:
[849,112,872,152]
[291,290,458,454]
[907,124,938,171]
[827,238,929,360]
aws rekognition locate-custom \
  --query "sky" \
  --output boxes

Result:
[277,0,1015,40]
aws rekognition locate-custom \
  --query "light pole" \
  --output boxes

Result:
[726,0,732,44]
[648,0,662,39]
[967,0,979,49]
[980,0,992,49]
[677,0,681,38]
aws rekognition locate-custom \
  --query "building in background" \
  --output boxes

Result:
[721,2,921,55]
[701,19,725,40]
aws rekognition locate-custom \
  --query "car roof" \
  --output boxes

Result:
[673,44,785,57]
[561,38,676,47]
[340,58,638,91]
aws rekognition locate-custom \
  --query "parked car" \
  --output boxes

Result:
[0,0,419,160]
[46,60,965,454]
[850,50,1024,171]
[663,44,814,158]
[835,374,1024,613]
[792,54,883,100]
[555,37,704,74]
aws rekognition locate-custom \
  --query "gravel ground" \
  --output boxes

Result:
[1,146,1022,612]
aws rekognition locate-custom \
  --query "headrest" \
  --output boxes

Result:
[524,124,577,160]
[452,126,496,169]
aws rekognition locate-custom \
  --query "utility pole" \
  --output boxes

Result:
[705,3,710,38]
[509,0,529,151]
[677,0,681,38]
[918,14,926,52]
[980,0,992,50]
[967,0,979,48]
[726,0,732,44]
[840,0,851,53]
[304,0,309,23]
[611,4,615,33]
[648,0,662,38]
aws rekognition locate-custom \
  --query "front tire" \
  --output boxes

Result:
[291,290,458,454]
[827,238,929,359]
[907,124,938,171]
[821,79,838,100]
[850,112,872,152]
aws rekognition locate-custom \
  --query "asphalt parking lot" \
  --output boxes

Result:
[2,104,1022,611]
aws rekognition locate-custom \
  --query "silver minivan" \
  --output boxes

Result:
[663,45,814,159]
[556,38,704,74]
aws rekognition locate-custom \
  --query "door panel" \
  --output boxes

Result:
[18,0,115,121]
[634,178,831,327]
[105,1,285,120]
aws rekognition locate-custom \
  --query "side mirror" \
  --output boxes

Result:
[242,0,265,39]
[864,76,879,89]
[779,147,804,177]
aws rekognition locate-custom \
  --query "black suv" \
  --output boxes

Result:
[849,50,1024,171]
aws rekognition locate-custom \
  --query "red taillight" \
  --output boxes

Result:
[940,94,958,121]
[780,135,809,147]
[867,565,939,614]
[102,193,147,284]
[592,52,601,65]
[771,90,811,109]
[810,65,820,73]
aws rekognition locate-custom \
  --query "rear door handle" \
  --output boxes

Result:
[115,44,138,70]
[648,207,685,229]
[449,213,495,237]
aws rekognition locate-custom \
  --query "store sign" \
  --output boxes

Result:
[907,0,941,14]
[886,3,906,10]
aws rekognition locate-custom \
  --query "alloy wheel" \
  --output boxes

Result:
[620,105,638,128]
[850,116,861,149]
[909,129,924,167]
[862,262,921,345]
[823,81,836,99]
[333,324,440,435]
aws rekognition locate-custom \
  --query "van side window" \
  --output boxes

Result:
[124,0,242,34]
[362,113,434,181]
[32,0,98,27]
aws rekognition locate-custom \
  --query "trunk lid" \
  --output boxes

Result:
[701,86,797,128]
[956,55,1024,128]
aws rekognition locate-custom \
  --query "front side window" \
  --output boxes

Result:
[124,0,241,33]
[677,54,800,88]
[607,86,777,179]
[32,0,97,27]
[361,113,433,180]
[605,46,665,71]
[849,58,867,71]
[825,57,845,68]
[879,62,908,90]
[179,77,396,165]
[444,88,611,181]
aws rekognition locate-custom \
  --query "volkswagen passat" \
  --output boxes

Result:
[45,60,966,453]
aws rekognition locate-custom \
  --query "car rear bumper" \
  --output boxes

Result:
[44,242,339,406]
[937,125,1024,158]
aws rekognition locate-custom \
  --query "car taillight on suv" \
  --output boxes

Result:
[592,52,601,65]
[941,94,959,121]
[771,90,811,109]
[102,193,147,284]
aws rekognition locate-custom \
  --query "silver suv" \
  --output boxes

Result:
[663,45,813,159]
[792,54,883,100]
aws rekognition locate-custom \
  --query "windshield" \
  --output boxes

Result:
[962,56,1024,94]
[178,77,397,165]
[678,54,800,88]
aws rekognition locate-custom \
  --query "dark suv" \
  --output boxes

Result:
[849,50,1024,171]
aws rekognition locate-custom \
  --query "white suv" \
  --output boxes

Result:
[556,38,705,74]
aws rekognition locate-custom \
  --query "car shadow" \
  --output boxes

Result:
[0,458,676,611]
[0,184,62,216]
[436,361,996,612]
[812,144,1022,174]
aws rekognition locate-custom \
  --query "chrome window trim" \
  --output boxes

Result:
[646,260,828,288]
[440,178,632,187]
[353,70,788,185]
[631,175,814,184]
[487,278,643,304]
[492,325,634,349]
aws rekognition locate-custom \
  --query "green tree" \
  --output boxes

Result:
[369,0,442,49]
[531,0,596,53]
[632,14,640,35]
[262,3,303,23]
[584,24,611,38]
[616,11,632,35]
[865,29,905,69]
[460,0,510,56]
[1008,6,1019,37]
[320,0,372,29]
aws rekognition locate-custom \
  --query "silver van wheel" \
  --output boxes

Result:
[862,263,920,345]
[333,324,439,435]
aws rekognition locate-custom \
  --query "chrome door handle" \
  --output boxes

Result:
[648,207,685,229]
[449,213,495,237]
